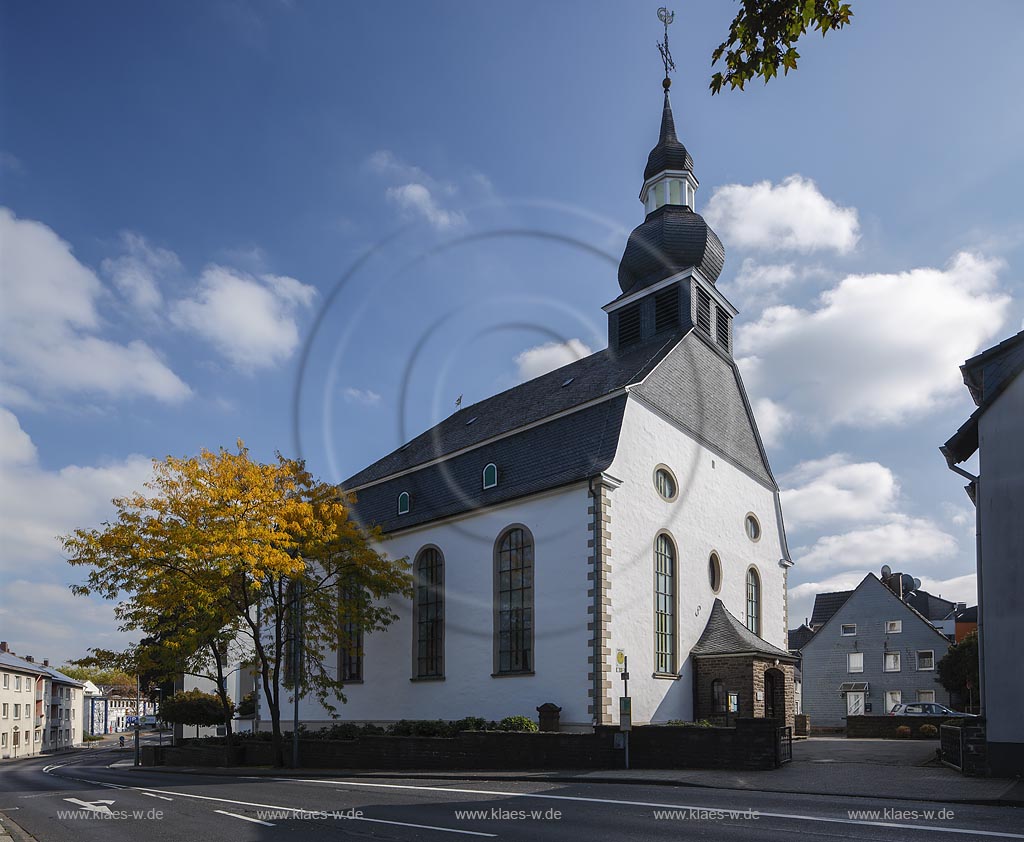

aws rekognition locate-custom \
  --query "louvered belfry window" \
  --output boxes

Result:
[654,284,680,333]
[617,303,642,348]
[695,286,712,334]
[715,306,731,351]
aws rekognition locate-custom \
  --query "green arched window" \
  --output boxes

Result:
[483,463,498,490]
[397,491,410,515]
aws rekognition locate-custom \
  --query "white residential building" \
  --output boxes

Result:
[0,644,83,757]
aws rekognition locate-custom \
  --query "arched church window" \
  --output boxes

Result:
[745,513,761,542]
[413,547,444,679]
[397,492,410,516]
[746,567,761,636]
[654,532,676,674]
[494,526,534,674]
[482,463,498,490]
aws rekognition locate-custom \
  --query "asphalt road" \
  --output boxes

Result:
[1,742,1022,841]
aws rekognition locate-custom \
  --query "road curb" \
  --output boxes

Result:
[129,765,1024,808]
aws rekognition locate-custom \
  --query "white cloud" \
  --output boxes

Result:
[0,208,191,405]
[368,149,430,183]
[0,407,37,466]
[782,454,899,531]
[386,183,466,231]
[170,266,317,371]
[515,339,592,382]
[101,231,180,318]
[343,387,381,406]
[793,515,958,572]
[704,175,860,254]
[752,397,792,449]
[736,252,1011,430]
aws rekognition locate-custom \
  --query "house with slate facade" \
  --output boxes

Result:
[278,81,796,731]
[794,574,952,728]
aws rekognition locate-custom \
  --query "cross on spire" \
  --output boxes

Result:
[657,7,676,89]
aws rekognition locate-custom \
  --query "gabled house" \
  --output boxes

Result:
[797,574,952,727]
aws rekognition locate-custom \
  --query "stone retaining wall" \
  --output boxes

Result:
[846,715,950,738]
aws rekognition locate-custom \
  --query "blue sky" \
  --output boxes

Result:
[1,1,1022,663]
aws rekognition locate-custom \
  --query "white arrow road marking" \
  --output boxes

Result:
[280,779,1024,841]
[62,798,116,815]
[215,810,275,827]
[140,792,173,801]
[129,786,496,837]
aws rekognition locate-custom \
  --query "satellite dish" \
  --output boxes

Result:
[913,578,922,590]
[881,565,892,578]
[901,573,915,591]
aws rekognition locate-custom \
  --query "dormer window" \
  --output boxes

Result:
[397,492,410,515]
[482,463,498,489]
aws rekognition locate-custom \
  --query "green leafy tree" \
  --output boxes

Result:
[937,632,980,711]
[160,689,231,738]
[57,664,136,696]
[711,0,854,93]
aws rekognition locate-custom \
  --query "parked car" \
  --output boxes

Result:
[889,703,977,717]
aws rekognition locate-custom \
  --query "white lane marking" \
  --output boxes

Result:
[140,792,173,801]
[215,809,275,827]
[279,778,1024,840]
[129,786,496,837]
[62,798,115,815]
[0,806,20,811]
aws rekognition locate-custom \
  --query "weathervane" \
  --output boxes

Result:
[657,7,676,89]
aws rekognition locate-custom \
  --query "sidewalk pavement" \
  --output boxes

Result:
[135,737,1024,807]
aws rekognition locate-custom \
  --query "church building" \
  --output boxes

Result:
[295,79,797,731]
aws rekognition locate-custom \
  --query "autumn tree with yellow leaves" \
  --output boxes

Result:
[64,442,411,766]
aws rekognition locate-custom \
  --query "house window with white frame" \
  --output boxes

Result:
[884,689,902,713]
[1,704,7,718]
[841,624,856,636]
[847,652,864,673]
[917,650,935,670]
[884,652,901,672]
[14,676,20,691]
[917,690,935,703]
[886,620,902,634]
[2,673,7,688]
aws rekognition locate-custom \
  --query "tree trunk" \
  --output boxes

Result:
[210,643,234,746]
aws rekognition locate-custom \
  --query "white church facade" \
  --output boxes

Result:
[283,85,796,731]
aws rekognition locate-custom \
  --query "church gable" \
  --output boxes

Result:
[631,331,775,488]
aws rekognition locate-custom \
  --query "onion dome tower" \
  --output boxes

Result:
[606,8,734,357]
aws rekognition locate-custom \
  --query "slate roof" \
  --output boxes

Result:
[809,590,854,629]
[788,624,816,651]
[344,332,683,490]
[691,599,796,661]
[344,327,778,534]
[0,652,83,686]
[956,605,978,623]
[943,330,1024,464]
[644,90,694,181]
[617,205,725,294]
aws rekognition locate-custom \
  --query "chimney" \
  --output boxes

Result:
[25,655,34,663]
[0,641,8,653]
[43,659,49,667]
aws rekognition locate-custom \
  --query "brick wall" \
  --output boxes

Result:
[150,720,785,771]
[694,656,795,729]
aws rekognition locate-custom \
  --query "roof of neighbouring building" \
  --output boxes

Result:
[943,329,1024,464]
[809,590,854,629]
[905,590,957,622]
[345,328,776,533]
[788,624,816,651]
[0,652,83,686]
[691,599,797,661]
[956,605,979,623]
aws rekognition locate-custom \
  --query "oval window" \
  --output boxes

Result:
[745,514,761,542]
[654,467,677,500]
[708,552,722,593]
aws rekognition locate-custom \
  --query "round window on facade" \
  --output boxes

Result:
[745,513,761,542]
[708,552,722,593]
[654,466,677,500]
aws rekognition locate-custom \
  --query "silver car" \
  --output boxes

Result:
[889,702,976,717]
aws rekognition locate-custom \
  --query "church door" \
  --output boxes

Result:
[765,670,778,719]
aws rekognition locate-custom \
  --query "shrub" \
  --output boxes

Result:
[83,734,105,742]
[895,725,912,739]
[452,716,488,733]
[498,715,538,733]
[918,724,938,738]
